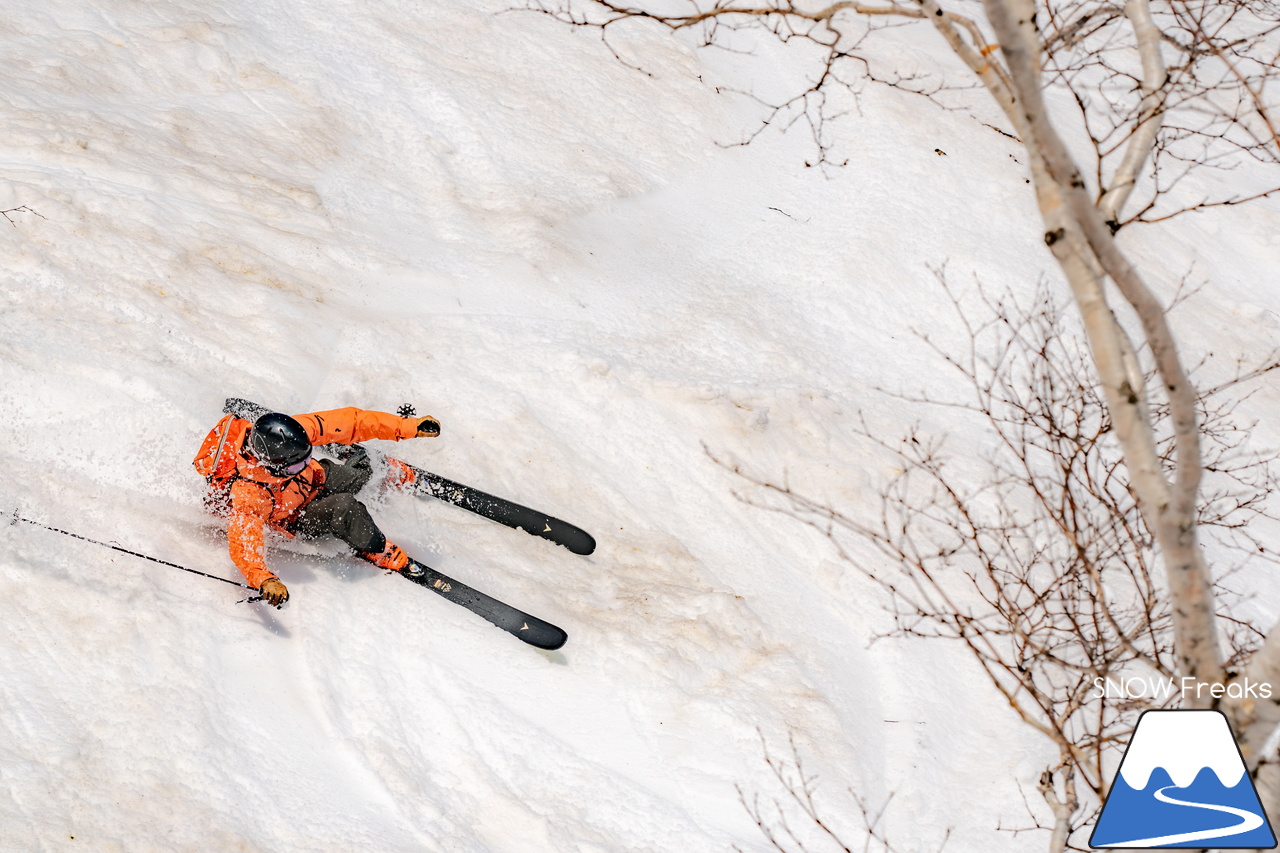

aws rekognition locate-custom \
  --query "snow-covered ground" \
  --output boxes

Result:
[1,1,1278,851]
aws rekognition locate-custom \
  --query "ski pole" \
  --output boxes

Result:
[7,508,264,602]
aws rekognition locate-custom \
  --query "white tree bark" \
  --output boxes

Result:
[1040,766,1079,853]
[976,0,1225,699]
[1097,0,1167,227]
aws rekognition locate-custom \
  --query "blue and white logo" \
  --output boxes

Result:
[1091,710,1276,848]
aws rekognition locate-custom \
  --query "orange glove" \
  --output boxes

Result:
[416,417,440,437]
[260,577,289,607]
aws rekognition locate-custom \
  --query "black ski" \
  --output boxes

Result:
[399,559,567,650]
[404,464,596,556]
[223,397,597,555]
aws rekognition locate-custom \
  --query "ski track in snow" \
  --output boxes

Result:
[1,0,1278,851]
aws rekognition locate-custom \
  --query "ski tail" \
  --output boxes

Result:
[224,397,272,422]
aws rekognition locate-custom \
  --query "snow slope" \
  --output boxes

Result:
[1,1,1278,851]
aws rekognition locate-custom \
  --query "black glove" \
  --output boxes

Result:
[343,444,372,474]
[416,417,440,437]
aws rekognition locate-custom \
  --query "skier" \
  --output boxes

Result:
[193,406,441,606]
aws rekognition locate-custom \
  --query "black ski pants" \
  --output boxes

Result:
[292,452,388,555]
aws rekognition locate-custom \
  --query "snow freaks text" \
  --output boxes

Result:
[1093,676,1274,701]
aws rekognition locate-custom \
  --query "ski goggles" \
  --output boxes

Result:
[266,451,312,477]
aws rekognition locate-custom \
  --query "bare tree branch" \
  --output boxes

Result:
[715,278,1278,849]
[1,205,44,226]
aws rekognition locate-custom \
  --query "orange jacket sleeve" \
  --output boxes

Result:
[294,408,422,446]
[227,479,277,589]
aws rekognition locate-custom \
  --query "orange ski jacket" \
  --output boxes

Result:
[194,407,423,589]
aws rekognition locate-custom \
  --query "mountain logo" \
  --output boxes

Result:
[1091,709,1276,848]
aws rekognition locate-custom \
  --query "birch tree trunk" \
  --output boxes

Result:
[970,0,1280,839]
[972,0,1225,696]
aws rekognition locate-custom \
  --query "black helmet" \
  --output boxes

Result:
[248,413,312,476]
